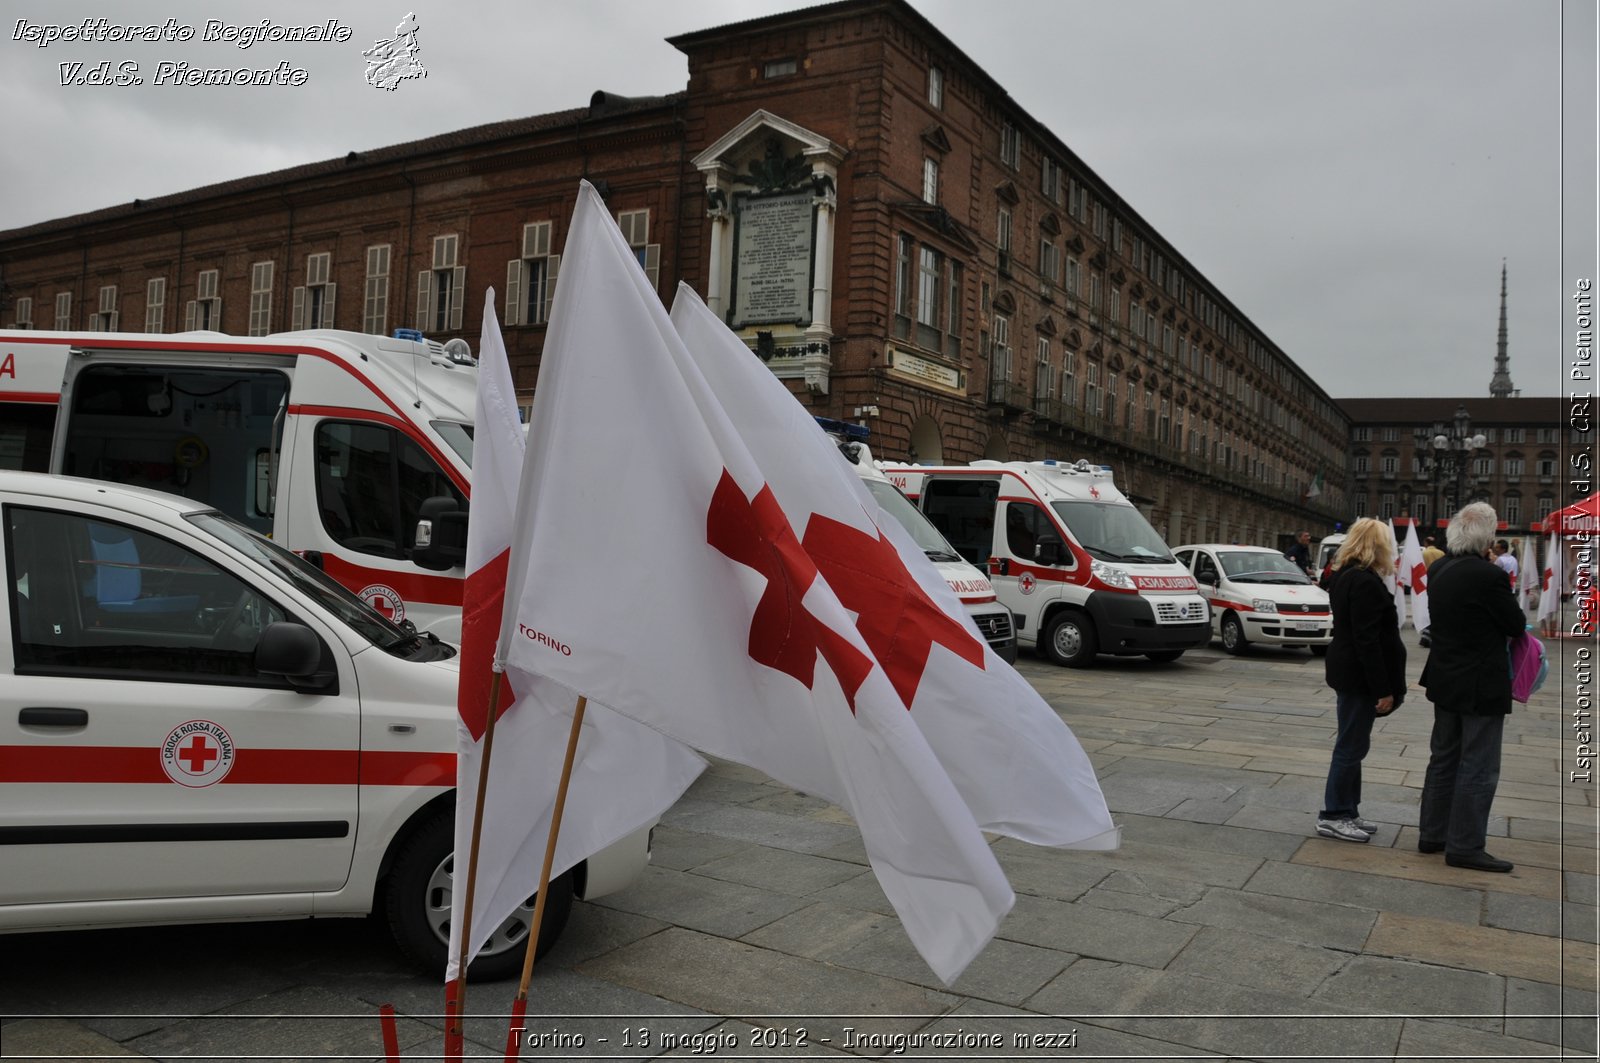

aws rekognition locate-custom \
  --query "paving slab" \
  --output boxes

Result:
[997,893,1197,968]
[1483,890,1600,943]
[1244,859,1485,926]
[0,1019,150,1060]
[658,802,862,855]
[1003,837,1263,890]
[1394,825,1591,871]
[1365,912,1592,991]
[1503,977,1600,1053]
[988,842,1115,902]
[1168,885,1378,951]
[1291,836,1563,899]
[1165,925,1351,996]
[688,844,866,897]
[739,902,897,960]
[1395,1016,1582,1060]
[576,927,959,1038]
[1075,883,1183,918]
[1311,955,1505,1033]
[647,824,757,872]
[826,922,1074,1006]
[588,865,812,938]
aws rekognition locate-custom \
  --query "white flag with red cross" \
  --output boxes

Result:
[1399,518,1430,632]
[496,182,1032,984]
[445,288,706,982]
[1536,533,1564,626]
[670,284,1116,850]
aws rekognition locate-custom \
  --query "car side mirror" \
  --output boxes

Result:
[1034,540,1066,566]
[255,621,337,693]
[413,496,469,571]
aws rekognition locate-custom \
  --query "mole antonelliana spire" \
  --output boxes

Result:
[1489,260,1516,398]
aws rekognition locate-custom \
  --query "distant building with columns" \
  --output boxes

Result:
[3,0,1369,547]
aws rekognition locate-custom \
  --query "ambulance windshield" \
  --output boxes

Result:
[1052,501,1174,563]
[863,480,962,562]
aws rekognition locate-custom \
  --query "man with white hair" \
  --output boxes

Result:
[1417,503,1529,872]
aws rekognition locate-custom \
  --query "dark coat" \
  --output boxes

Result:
[1324,566,1406,705]
[1420,552,1529,715]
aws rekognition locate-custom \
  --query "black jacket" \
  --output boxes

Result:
[1324,566,1406,704]
[1420,552,1528,715]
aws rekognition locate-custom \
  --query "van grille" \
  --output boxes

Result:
[972,610,1013,643]
[1153,596,1208,624]
[1276,602,1327,615]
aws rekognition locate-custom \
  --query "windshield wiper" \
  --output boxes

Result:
[924,549,963,563]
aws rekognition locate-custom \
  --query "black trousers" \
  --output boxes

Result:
[1418,708,1505,857]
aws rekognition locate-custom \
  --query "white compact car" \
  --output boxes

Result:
[0,471,649,978]
[1173,544,1333,655]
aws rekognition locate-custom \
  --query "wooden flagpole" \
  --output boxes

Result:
[503,695,588,1063]
[444,667,508,1061]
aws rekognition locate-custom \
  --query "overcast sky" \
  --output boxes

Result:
[2,0,1593,401]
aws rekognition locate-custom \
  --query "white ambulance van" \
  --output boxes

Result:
[0,328,475,640]
[0,470,646,978]
[884,459,1210,666]
[817,420,1016,662]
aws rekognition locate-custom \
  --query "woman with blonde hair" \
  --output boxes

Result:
[1317,518,1406,843]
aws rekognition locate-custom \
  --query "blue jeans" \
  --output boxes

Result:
[1321,689,1376,819]
[1418,709,1505,857]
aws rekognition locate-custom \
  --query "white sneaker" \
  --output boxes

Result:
[1316,817,1371,843]
[1352,817,1378,834]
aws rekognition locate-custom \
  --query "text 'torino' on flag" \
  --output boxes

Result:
[496,181,1029,984]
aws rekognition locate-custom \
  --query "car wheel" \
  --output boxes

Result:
[1043,611,1097,667]
[1144,650,1184,663]
[382,811,574,981]
[1220,613,1248,655]
[1309,644,1329,657]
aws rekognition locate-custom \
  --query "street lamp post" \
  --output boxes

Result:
[1413,404,1488,531]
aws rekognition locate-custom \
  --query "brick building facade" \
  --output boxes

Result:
[1,0,1355,547]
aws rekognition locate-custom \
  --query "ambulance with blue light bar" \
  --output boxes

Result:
[816,418,1016,663]
[883,459,1210,666]
[0,327,477,639]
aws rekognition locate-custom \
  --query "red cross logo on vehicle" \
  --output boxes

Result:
[160,720,236,788]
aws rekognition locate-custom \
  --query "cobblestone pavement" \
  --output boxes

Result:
[3,627,1595,1062]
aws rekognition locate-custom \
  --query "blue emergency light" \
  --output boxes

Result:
[813,416,870,441]
[392,328,425,342]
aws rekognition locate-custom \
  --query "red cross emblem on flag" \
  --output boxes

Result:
[802,515,986,708]
[1411,563,1427,593]
[706,471,873,710]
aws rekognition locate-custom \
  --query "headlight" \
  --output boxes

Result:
[1091,560,1136,590]
[1252,598,1278,614]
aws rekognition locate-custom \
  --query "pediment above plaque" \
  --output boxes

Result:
[995,181,1019,206]
[1164,305,1177,322]
[922,125,954,155]
[992,289,1017,314]
[1089,341,1103,357]
[1132,283,1145,299]
[1110,268,1125,284]
[1178,388,1191,405]
[1127,364,1143,383]
[1161,380,1174,397]
[1066,328,1081,348]
[1065,234,1085,254]
[1091,250,1107,269]
[1038,315,1057,337]
[692,109,847,181]
[1107,351,1125,372]
[1039,213,1061,236]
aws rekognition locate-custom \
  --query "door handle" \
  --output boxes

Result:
[20,707,89,728]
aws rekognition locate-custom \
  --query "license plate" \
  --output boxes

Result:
[1293,625,1321,635]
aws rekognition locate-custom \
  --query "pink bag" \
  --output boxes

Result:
[1509,631,1548,704]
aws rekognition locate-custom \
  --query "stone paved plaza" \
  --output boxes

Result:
[3,627,1596,1061]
